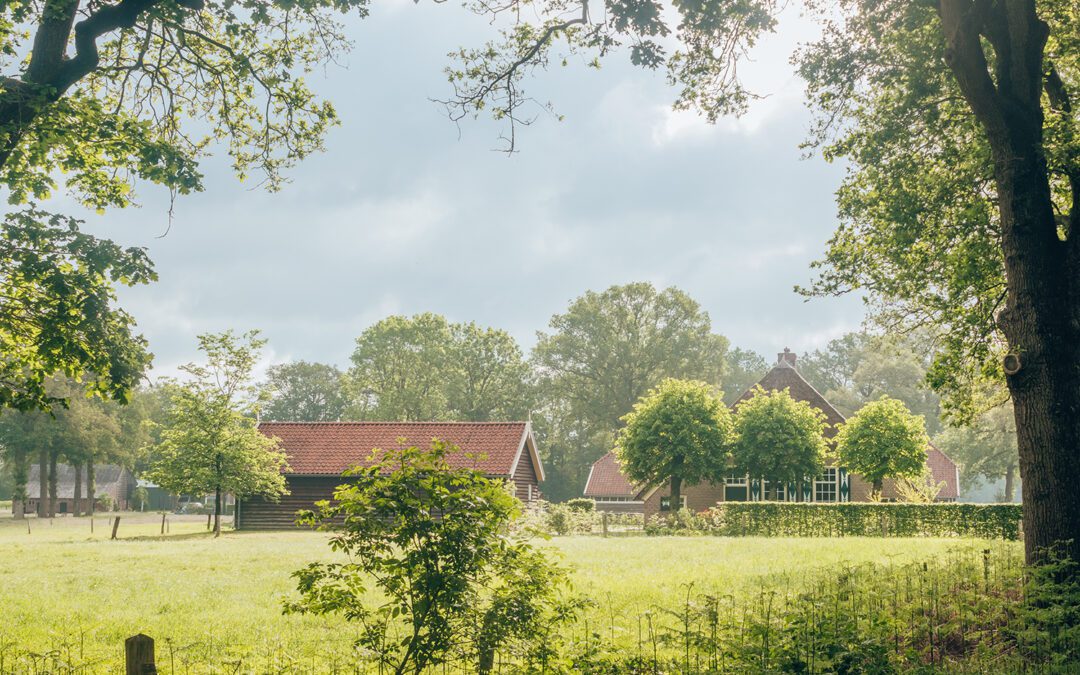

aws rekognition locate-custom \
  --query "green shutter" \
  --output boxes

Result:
[750,478,761,501]
[839,468,850,502]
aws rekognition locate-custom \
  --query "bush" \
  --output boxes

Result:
[515,501,644,536]
[703,502,1022,539]
[95,493,113,512]
[565,498,595,512]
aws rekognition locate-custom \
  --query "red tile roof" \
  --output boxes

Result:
[259,421,536,478]
[583,451,639,498]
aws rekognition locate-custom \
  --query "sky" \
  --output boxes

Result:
[59,1,865,378]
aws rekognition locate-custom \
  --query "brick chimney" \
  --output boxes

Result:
[777,347,797,367]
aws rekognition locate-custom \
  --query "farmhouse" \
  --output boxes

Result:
[19,464,136,514]
[236,421,545,530]
[583,349,960,517]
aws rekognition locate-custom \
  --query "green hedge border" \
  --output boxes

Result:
[703,502,1023,540]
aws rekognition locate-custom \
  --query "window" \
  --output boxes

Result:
[660,495,688,511]
[815,468,838,502]
[725,473,747,486]
[763,481,786,501]
[724,473,749,502]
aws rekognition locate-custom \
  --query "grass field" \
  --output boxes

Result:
[0,513,1022,672]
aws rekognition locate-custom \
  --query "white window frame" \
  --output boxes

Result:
[660,495,688,511]
[762,481,787,502]
[814,468,838,502]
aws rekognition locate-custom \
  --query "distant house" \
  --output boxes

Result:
[237,421,545,530]
[584,349,960,517]
[20,464,137,514]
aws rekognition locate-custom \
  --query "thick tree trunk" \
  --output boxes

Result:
[668,475,682,516]
[1003,464,1016,503]
[73,462,82,517]
[37,449,47,518]
[86,459,95,517]
[939,0,1080,566]
[872,478,884,495]
[47,451,58,518]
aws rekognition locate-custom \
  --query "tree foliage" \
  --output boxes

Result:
[731,387,828,488]
[935,404,1019,501]
[0,208,152,411]
[835,396,929,494]
[616,378,731,511]
[533,282,729,498]
[286,442,578,674]
[348,314,531,422]
[0,0,365,210]
[148,329,288,535]
[262,361,347,422]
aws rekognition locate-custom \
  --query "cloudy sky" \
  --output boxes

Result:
[63,1,864,376]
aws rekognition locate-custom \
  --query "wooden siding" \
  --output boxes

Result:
[512,450,540,502]
[237,476,344,530]
[239,464,542,530]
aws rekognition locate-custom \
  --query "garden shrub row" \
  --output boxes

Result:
[701,502,1023,539]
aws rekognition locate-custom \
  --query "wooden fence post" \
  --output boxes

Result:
[602,512,609,538]
[111,516,121,540]
[207,513,212,530]
[161,512,166,535]
[125,634,156,674]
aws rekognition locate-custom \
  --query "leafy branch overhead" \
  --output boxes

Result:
[0,0,368,210]
[441,0,778,150]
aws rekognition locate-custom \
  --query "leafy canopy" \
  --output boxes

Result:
[0,208,153,410]
[286,442,578,674]
[616,378,732,490]
[731,387,828,486]
[348,313,531,422]
[835,396,929,491]
[262,361,348,422]
[0,0,367,210]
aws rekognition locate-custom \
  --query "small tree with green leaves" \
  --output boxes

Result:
[285,441,578,674]
[149,330,288,536]
[731,387,829,495]
[616,379,732,514]
[835,396,929,495]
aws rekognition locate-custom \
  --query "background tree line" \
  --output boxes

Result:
[0,284,1021,509]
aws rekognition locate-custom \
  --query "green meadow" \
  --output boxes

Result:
[0,512,1022,673]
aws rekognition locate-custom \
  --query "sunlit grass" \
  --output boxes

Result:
[0,513,1021,672]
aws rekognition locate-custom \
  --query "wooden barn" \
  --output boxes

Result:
[584,349,960,517]
[236,421,545,530]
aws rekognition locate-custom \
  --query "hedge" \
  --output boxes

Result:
[703,502,1023,540]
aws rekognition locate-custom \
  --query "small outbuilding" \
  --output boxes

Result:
[237,421,545,530]
[20,464,136,515]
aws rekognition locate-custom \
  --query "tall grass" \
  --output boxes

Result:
[0,514,1063,673]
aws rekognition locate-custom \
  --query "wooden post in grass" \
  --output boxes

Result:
[111,516,121,540]
[125,634,156,674]
[602,512,609,538]
[160,512,166,535]
[207,513,212,530]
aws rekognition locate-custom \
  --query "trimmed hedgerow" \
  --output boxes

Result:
[703,502,1022,540]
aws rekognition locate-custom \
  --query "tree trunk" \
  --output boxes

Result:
[938,0,1080,566]
[669,475,682,516]
[86,459,95,517]
[214,486,222,537]
[73,462,82,517]
[872,478,884,495]
[47,451,58,518]
[1003,464,1016,503]
[37,449,47,518]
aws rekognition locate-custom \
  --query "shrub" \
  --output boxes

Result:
[95,493,113,512]
[285,441,580,673]
[703,502,1022,539]
[565,497,595,512]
